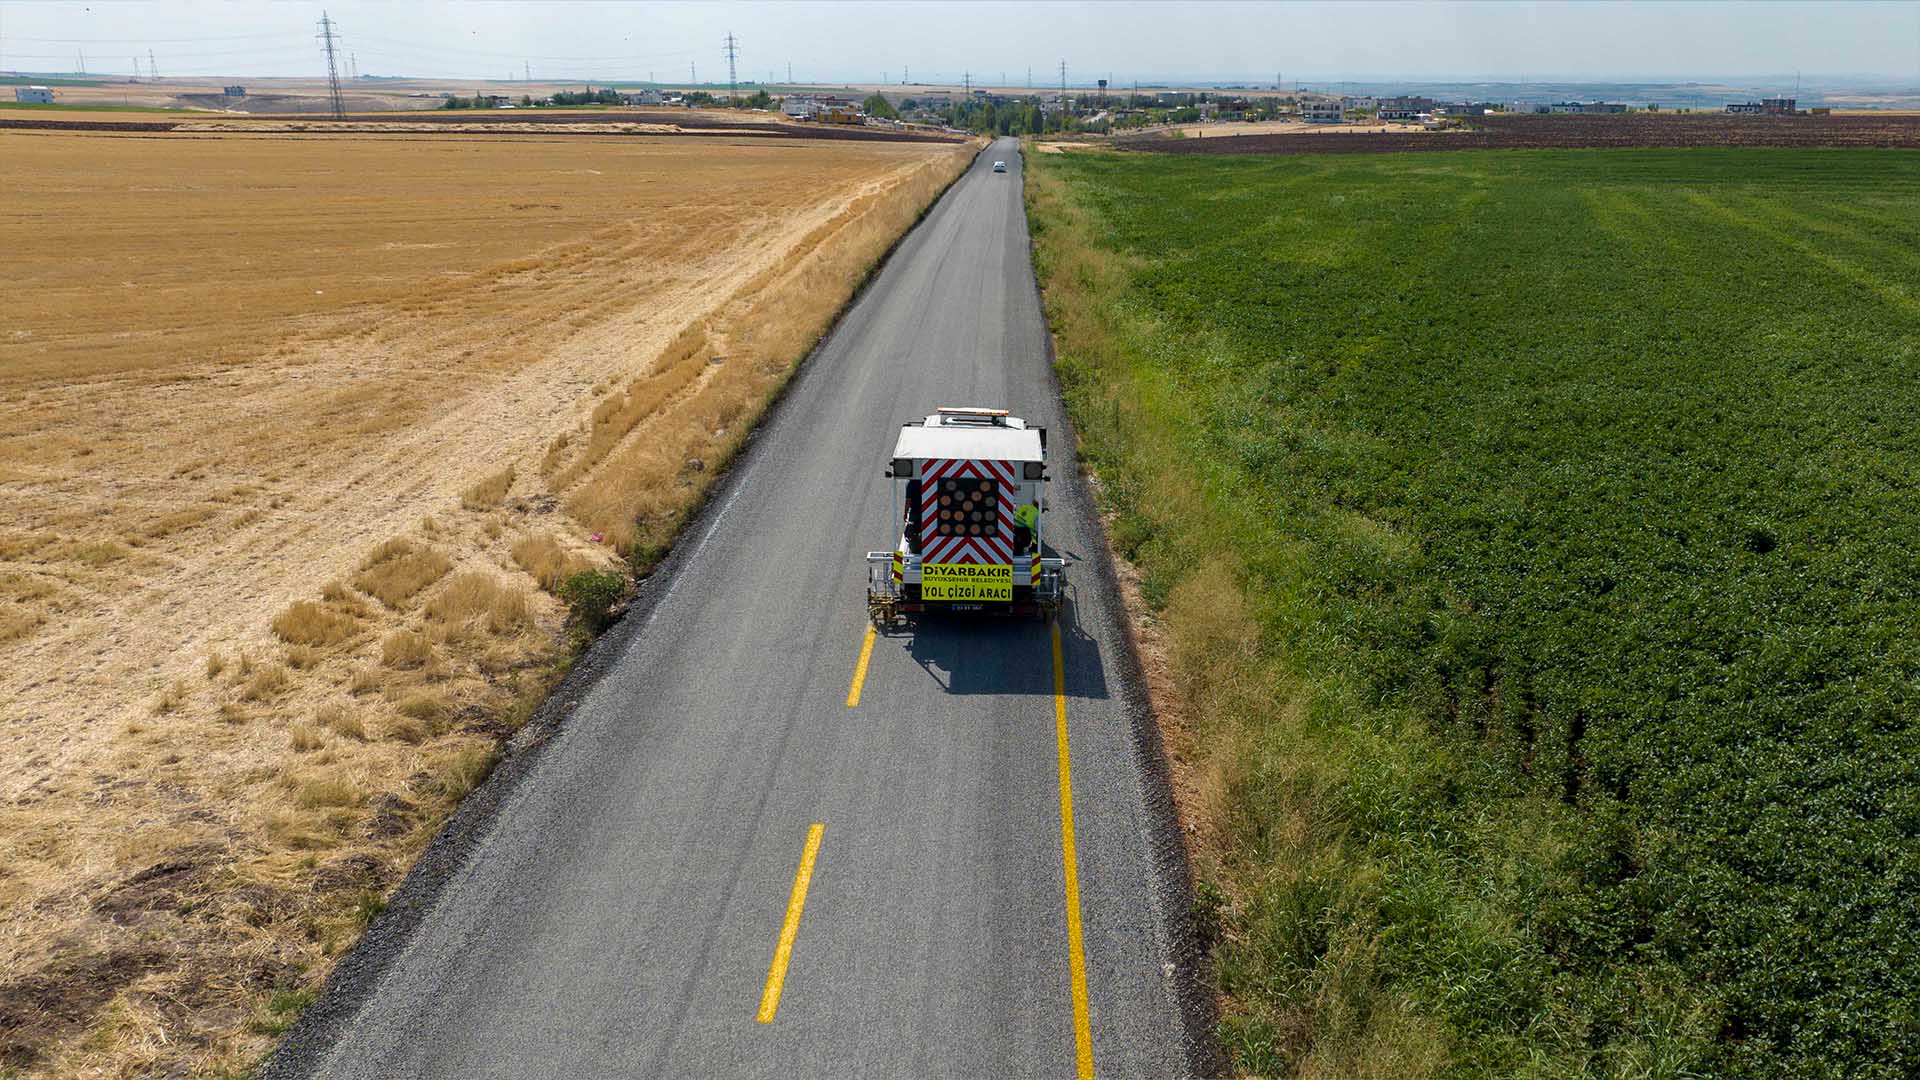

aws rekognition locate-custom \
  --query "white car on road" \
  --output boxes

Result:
[992,160,1007,172]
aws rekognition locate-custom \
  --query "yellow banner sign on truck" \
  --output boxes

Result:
[920,562,1013,602]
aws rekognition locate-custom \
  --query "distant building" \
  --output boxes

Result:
[14,86,54,104]
[1377,95,1435,113]
[1726,99,1797,115]
[781,94,853,119]
[1300,98,1345,123]
[1380,108,1421,121]
[1542,100,1627,114]
[223,85,246,97]
[623,89,663,106]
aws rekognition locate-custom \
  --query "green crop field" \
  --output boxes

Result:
[1028,147,1920,1078]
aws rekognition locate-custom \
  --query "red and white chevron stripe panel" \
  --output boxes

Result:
[918,458,1015,565]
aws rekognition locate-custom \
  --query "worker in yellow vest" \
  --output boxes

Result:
[1013,502,1040,553]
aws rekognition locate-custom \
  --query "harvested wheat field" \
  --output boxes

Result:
[0,128,974,1077]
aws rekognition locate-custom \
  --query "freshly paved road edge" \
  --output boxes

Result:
[1022,213,1222,1077]
[260,139,1217,1079]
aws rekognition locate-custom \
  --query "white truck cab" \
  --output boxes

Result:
[866,407,1063,622]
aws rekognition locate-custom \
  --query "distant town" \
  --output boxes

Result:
[408,84,1847,133]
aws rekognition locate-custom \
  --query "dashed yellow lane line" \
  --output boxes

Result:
[757,822,825,1024]
[1052,621,1096,1079]
[845,625,877,707]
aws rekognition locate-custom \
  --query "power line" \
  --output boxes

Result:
[346,32,687,64]
[316,10,345,119]
[8,31,302,44]
[4,41,319,61]
[148,48,157,80]
[722,31,738,103]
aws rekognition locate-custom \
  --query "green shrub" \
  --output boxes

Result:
[557,569,627,632]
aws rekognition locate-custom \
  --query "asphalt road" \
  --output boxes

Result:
[269,137,1199,1079]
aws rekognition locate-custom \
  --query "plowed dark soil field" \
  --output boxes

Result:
[1120,113,1920,154]
[0,110,958,143]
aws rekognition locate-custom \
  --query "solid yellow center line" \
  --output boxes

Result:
[845,625,877,707]
[757,822,825,1024]
[1052,622,1096,1079]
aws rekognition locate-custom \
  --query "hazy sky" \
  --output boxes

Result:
[1,1,1915,84]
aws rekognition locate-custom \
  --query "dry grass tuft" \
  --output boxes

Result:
[540,432,571,476]
[0,603,44,643]
[205,652,227,679]
[353,538,452,609]
[316,703,368,741]
[383,716,428,744]
[153,680,190,715]
[460,466,515,510]
[265,811,336,850]
[429,745,501,802]
[425,572,532,639]
[59,539,128,566]
[289,724,326,752]
[239,664,291,703]
[0,570,59,607]
[394,690,451,724]
[510,532,593,592]
[285,644,323,670]
[219,702,252,725]
[272,600,359,646]
[289,769,363,809]
[380,630,434,670]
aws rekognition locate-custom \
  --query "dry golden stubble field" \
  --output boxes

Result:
[0,128,974,1077]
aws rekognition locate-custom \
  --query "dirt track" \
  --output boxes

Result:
[1118,114,1920,154]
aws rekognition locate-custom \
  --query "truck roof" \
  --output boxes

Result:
[892,408,1044,463]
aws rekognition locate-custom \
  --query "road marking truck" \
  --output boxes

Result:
[866,407,1065,623]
